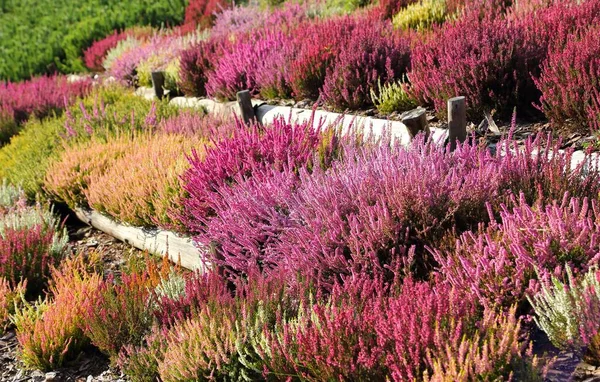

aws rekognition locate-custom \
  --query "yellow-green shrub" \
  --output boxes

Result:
[392,0,447,31]
[370,79,417,114]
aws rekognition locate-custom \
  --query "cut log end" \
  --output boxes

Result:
[236,90,256,124]
[402,108,430,139]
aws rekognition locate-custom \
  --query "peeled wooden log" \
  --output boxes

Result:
[74,208,206,272]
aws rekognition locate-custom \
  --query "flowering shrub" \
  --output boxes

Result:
[206,30,294,101]
[0,76,92,143]
[0,204,68,295]
[157,109,232,137]
[370,78,417,114]
[86,134,207,229]
[377,0,418,19]
[425,306,540,381]
[408,14,540,119]
[435,195,600,309]
[286,16,360,101]
[81,263,166,361]
[392,0,447,31]
[0,181,24,214]
[177,37,230,97]
[535,26,600,135]
[84,27,153,72]
[13,256,101,370]
[180,116,338,235]
[182,0,232,32]
[321,21,411,110]
[0,278,25,330]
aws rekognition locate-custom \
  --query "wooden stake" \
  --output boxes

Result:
[448,96,467,150]
[236,90,255,124]
[401,108,429,139]
[151,71,165,100]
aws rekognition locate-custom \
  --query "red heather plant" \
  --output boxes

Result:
[435,194,600,309]
[177,37,231,97]
[321,21,411,110]
[286,16,361,101]
[535,27,600,135]
[182,0,232,32]
[81,262,167,361]
[13,256,102,370]
[0,278,25,330]
[408,13,541,119]
[0,76,91,143]
[260,277,481,381]
[0,205,68,295]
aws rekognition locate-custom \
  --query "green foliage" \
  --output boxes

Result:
[370,78,417,114]
[392,0,447,31]
[0,0,188,81]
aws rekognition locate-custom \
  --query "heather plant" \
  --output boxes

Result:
[157,109,233,138]
[13,256,102,370]
[408,13,541,119]
[392,0,447,31]
[182,0,232,31]
[118,326,168,382]
[103,36,145,72]
[177,37,231,97]
[321,21,411,110]
[0,117,65,198]
[370,78,417,114]
[425,307,542,381]
[0,204,68,295]
[377,0,419,18]
[0,278,26,330]
[181,116,340,236]
[84,27,153,72]
[81,263,166,361]
[136,32,207,92]
[0,75,92,144]
[528,265,600,364]
[206,30,294,101]
[495,134,600,206]
[0,181,24,213]
[535,26,600,135]
[435,194,600,309]
[285,16,360,101]
[85,133,207,229]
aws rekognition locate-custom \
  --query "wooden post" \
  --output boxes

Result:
[401,108,429,139]
[151,71,166,100]
[236,90,255,124]
[448,96,467,150]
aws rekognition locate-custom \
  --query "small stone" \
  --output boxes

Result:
[87,375,94,382]
[45,371,58,381]
[86,239,99,248]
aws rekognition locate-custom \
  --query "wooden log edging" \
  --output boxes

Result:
[74,208,206,272]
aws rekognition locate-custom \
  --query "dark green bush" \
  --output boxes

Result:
[0,0,188,81]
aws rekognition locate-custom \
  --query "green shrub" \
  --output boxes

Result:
[392,0,447,31]
[370,78,417,114]
[0,0,188,81]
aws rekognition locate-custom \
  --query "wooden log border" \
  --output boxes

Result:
[74,208,206,272]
